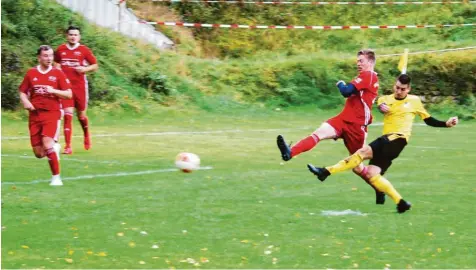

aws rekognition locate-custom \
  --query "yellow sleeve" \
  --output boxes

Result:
[377,96,387,106]
[415,98,431,120]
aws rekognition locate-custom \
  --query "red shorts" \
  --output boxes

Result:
[326,116,368,154]
[61,84,89,111]
[29,110,62,147]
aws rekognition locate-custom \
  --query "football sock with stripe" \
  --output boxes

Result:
[326,152,364,174]
[46,148,60,176]
[369,174,402,204]
[290,134,320,158]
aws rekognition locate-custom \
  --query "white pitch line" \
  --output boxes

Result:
[0,154,152,165]
[1,166,214,185]
[321,209,367,216]
[1,127,312,140]
[0,124,427,140]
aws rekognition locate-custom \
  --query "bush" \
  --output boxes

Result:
[1,49,23,110]
[1,74,22,110]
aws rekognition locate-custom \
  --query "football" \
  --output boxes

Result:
[175,152,200,173]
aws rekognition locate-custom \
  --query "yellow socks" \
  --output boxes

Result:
[369,174,402,204]
[326,153,364,174]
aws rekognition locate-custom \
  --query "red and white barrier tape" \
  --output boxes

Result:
[143,21,476,29]
[151,0,475,4]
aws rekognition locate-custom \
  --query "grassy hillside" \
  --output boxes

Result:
[129,0,476,58]
[1,0,475,119]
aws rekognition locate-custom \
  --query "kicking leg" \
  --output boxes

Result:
[277,122,337,161]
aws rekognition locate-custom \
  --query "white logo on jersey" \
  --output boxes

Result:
[61,60,80,67]
[66,79,71,84]
[74,51,82,56]
[404,102,410,108]
[34,86,48,95]
[373,82,379,88]
[48,76,57,82]
[62,52,67,55]
[355,78,362,83]
[33,77,38,81]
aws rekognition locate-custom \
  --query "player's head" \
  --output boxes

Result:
[393,74,412,99]
[357,49,376,72]
[65,26,81,45]
[37,45,54,67]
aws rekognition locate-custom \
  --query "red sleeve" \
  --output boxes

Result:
[19,72,31,93]
[54,48,61,63]
[57,70,72,90]
[350,71,371,91]
[84,47,97,65]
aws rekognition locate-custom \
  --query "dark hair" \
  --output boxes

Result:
[397,74,412,85]
[37,45,53,55]
[357,49,376,63]
[66,25,81,34]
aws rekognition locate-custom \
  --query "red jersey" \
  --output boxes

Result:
[19,66,72,111]
[55,43,97,86]
[337,70,379,126]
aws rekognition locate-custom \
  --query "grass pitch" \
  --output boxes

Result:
[1,107,475,268]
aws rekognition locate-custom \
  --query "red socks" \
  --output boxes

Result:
[79,116,89,137]
[64,112,73,147]
[291,134,320,158]
[46,148,60,176]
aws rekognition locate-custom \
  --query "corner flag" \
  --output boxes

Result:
[398,48,409,74]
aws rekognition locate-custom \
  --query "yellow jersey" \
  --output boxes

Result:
[377,94,431,141]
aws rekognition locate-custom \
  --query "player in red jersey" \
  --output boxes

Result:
[277,49,382,201]
[55,26,98,155]
[19,45,72,186]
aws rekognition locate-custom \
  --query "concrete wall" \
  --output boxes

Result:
[56,0,174,50]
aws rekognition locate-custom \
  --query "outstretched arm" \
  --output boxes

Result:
[423,116,458,127]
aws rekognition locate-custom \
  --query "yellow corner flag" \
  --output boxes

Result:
[398,48,409,74]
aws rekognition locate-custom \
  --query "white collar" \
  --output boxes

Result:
[66,43,80,50]
[37,65,53,74]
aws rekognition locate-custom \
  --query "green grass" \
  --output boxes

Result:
[2,108,476,268]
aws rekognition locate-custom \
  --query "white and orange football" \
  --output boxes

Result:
[175,152,200,173]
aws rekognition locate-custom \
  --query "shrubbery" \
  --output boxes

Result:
[2,0,475,117]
